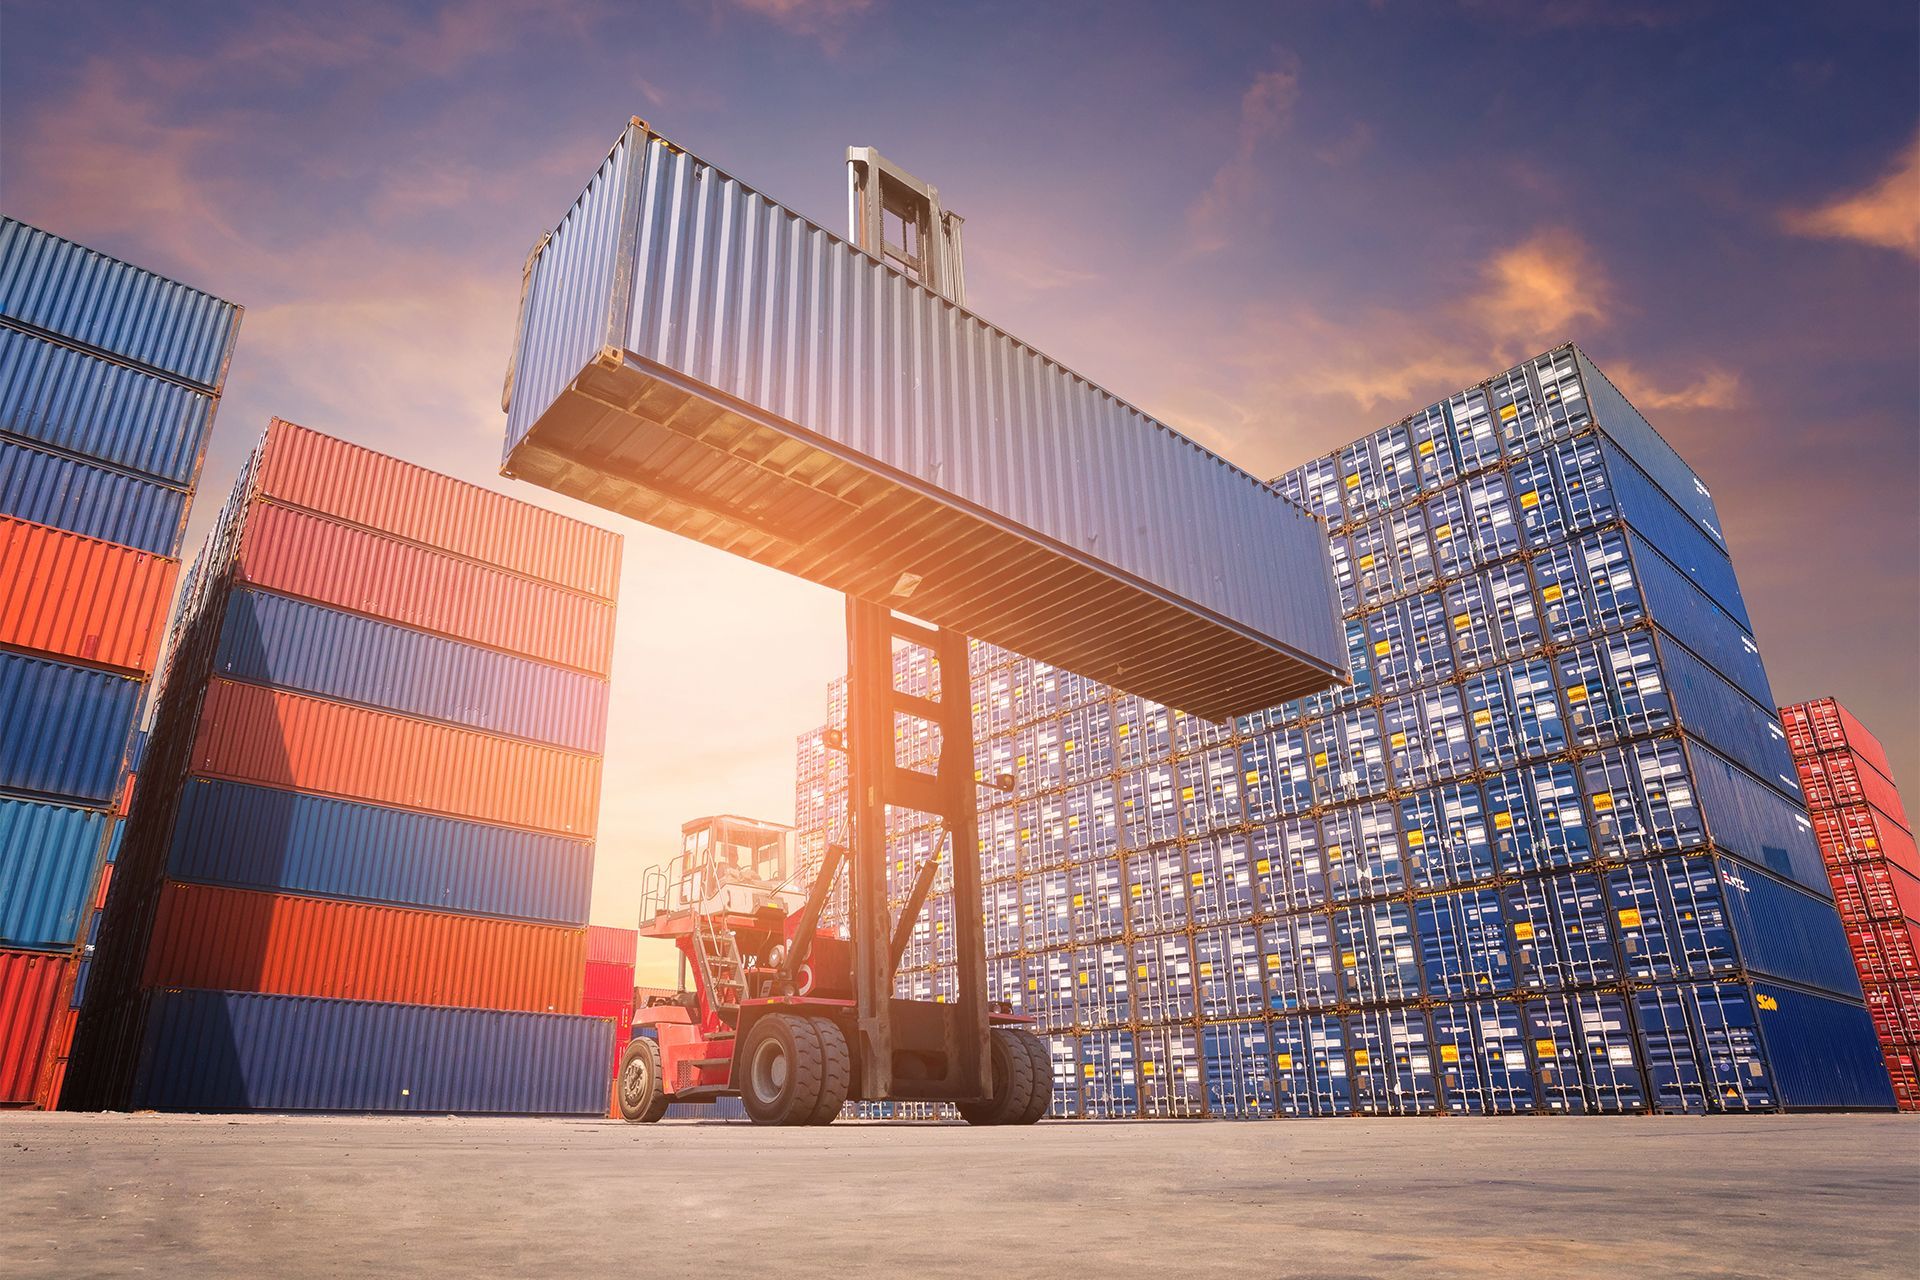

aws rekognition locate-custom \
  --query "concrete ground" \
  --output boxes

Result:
[1,1113,1915,1279]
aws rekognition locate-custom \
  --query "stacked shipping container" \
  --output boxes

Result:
[584,925,638,1114]
[794,344,1894,1118]
[0,218,238,1106]
[66,421,623,1114]
[1780,698,1920,1109]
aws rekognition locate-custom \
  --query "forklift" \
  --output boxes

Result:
[615,812,1048,1125]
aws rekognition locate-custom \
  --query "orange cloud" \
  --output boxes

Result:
[1783,132,1920,259]
[1470,227,1612,356]
[1606,362,1743,412]
[1187,58,1302,254]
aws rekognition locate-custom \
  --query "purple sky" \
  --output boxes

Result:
[6,1,1915,962]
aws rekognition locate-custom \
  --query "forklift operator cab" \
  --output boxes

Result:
[669,816,805,918]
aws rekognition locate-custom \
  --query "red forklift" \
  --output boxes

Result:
[615,811,1048,1126]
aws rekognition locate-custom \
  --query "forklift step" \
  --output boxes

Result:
[685,1058,733,1070]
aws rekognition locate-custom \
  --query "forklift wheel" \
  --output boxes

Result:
[1010,1028,1053,1124]
[740,1014,830,1126]
[957,1027,1036,1126]
[617,1038,668,1123]
[805,1018,852,1125]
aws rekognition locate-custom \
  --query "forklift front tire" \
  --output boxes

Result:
[958,1026,1037,1126]
[740,1013,829,1126]
[617,1038,668,1124]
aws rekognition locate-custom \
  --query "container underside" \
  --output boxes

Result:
[506,352,1343,721]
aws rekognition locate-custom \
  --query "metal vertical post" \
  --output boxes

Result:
[935,627,992,1099]
[845,596,895,1096]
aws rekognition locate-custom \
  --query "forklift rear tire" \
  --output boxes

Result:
[740,1013,829,1126]
[957,1027,1036,1126]
[617,1038,668,1124]
[805,1018,852,1125]
[1010,1028,1053,1124]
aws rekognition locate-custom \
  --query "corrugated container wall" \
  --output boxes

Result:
[66,420,621,1116]
[0,217,238,1108]
[502,120,1343,721]
[787,345,1894,1121]
[1781,697,1919,1109]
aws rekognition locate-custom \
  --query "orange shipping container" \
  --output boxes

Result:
[0,516,178,675]
[190,679,602,836]
[256,419,621,601]
[142,882,585,1014]
[237,500,615,678]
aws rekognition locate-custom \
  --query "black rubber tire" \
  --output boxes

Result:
[739,1013,827,1126]
[805,1018,852,1125]
[958,1027,1035,1126]
[1010,1028,1053,1124]
[616,1038,666,1124]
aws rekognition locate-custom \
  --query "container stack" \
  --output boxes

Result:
[66,420,623,1115]
[793,343,1894,1118]
[584,925,638,1113]
[1780,698,1920,1109]
[0,217,239,1107]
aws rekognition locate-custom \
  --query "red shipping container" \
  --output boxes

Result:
[141,882,586,1014]
[0,948,70,1104]
[1815,750,1909,830]
[0,516,178,675]
[1865,983,1920,1047]
[1848,919,1920,987]
[237,500,615,678]
[583,960,636,1006]
[1812,805,1919,877]
[1827,859,1920,928]
[586,925,639,967]
[579,998,634,1118]
[256,419,621,601]
[1783,698,1898,784]
[1883,1045,1919,1112]
[191,679,602,836]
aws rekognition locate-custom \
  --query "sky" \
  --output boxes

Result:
[5,0,1916,971]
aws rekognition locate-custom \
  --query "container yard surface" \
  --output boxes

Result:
[2,1113,1914,1279]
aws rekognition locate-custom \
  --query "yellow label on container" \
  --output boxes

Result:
[1079,972,1090,984]
[1314,752,1330,767]
[1454,613,1472,630]
[1131,885,1144,897]
[1565,684,1588,702]
[1419,439,1436,455]
[1434,523,1453,539]
[1500,403,1520,420]
[1358,554,1376,570]
[1473,709,1492,725]
[1519,490,1540,508]
[1373,640,1393,656]
[1390,732,1408,748]
[1191,872,1205,885]
[1541,584,1564,602]
[1591,792,1614,811]
[1618,908,1642,928]
[1345,473,1362,488]
[1017,755,1028,767]
[1199,963,1213,976]
[1020,828,1032,839]
[1535,1039,1557,1056]
[1513,921,1535,941]
[1117,724,1131,737]
[1440,1045,1460,1063]
[1137,966,1149,979]
[1405,830,1426,847]
[1028,979,1039,990]
[1084,1064,1096,1077]
[1275,1053,1294,1070]
[1352,1049,1372,1066]
[1266,954,1281,968]
[1327,844,1344,859]
[1064,740,1076,751]
[1493,811,1514,830]
[1757,994,1779,1011]
[1341,951,1357,968]
[1073,894,1085,907]
[1245,770,1261,784]
[1142,1061,1157,1076]
[1181,786,1195,801]
[1256,859,1272,873]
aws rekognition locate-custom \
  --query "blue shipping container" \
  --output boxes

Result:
[128,989,613,1114]
[1749,982,1894,1111]
[0,436,187,554]
[0,793,110,949]
[0,325,214,485]
[166,778,594,926]
[213,589,608,754]
[0,651,141,806]
[1717,859,1863,999]
[0,218,240,391]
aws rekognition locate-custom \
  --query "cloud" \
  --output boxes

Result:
[1606,363,1744,412]
[1783,132,1920,259]
[1187,56,1302,254]
[715,0,878,45]
[1470,227,1611,355]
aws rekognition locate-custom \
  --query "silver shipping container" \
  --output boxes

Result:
[501,119,1344,720]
